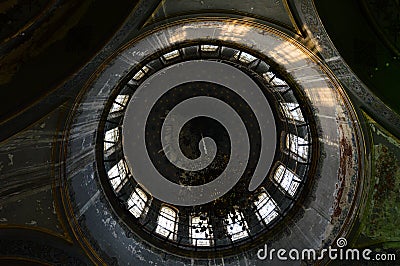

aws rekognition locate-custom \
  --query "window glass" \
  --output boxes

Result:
[127,187,148,218]
[108,159,128,192]
[190,214,213,246]
[163,50,180,60]
[274,165,301,196]
[225,209,249,241]
[110,95,129,113]
[254,191,279,224]
[281,102,305,122]
[155,206,178,240]
[200,44,218,52]
[234,51,257,63]
[104,127,119,151]
[286,133,309,160]
[132,66,150,81]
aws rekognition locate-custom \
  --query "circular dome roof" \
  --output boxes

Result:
[99,42,316,257]
[63,19,363,265]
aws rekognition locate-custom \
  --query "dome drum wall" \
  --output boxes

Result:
[63,19,363,265]
[99,44,314,257]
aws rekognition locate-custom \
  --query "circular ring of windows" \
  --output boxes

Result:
[97,41,318,257]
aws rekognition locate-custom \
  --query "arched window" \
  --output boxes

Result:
[234,51,257,64]
[200,44,218,52]
[163,50,180,60]
[263,72,288,86]
[286,133,309,161]
[155,206,178,240]
[127,187,148,218]
[104,127,119,151]
[190,214,213,246]
[225,208,249,241]
[110,95,129,113]
[132,66,149,81]
[107,159,128,192]
[274,164,301,196]
[281,102,305,123]
[254,191,279,225]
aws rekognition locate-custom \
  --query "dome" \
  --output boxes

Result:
[64,19,363,264]
[4,1,399,265]
[99,41,316,257]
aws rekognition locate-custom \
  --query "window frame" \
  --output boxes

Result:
[155,205,179,240]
